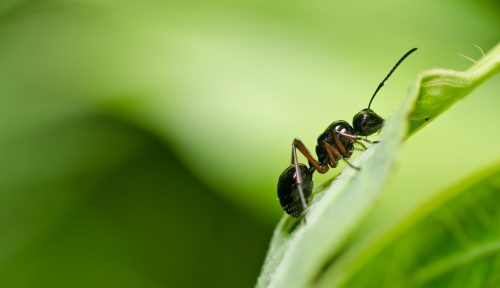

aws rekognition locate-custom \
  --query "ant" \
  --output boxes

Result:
[277,48,417,219]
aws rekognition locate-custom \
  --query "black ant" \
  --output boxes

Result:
[277,48,417,219]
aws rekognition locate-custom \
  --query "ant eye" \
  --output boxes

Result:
[353,109,384,136]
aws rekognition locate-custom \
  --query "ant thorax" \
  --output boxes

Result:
[315,120,356,166]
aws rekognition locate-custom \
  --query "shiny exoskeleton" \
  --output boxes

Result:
[278,48,417,219]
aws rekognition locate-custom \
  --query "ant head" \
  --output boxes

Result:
[353,48,417,136]
[353,109,384,136]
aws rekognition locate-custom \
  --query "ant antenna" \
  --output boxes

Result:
[367,48,417,110]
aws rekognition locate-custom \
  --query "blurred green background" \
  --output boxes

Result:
[0,0,498,287]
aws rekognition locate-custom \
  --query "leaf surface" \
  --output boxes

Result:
[318,163,500,288]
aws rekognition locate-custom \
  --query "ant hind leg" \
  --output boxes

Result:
[291,142,309,219]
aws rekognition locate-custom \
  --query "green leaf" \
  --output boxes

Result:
[257,43,500,288]
[317,162,500,288]
[407,43,500,136]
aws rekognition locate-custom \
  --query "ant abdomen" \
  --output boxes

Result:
[277,164,314,218]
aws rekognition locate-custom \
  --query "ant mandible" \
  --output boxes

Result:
[277,48,417,219]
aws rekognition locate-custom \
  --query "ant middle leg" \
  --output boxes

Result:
[321,140,340,168]
[322,141,360,170]
[332,132,350,158]
[343,158,361,170]
[354,141,368,151]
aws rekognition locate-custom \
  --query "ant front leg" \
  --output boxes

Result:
[335,131,379,146]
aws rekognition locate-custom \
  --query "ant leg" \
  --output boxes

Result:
[291,138,329,222]
[291,143,308,219]
[336,131,368,143]
[332,132,350,158]
[357,137,378,144]
[292,138,329,174]
[354,141,367,151]
[335,131,358,141]
[343,158,361,170]
[335,131,379,145]
[359,138,380,144]
[358,138,373,144]
[323,141,360,170]
[321,140,340,168]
